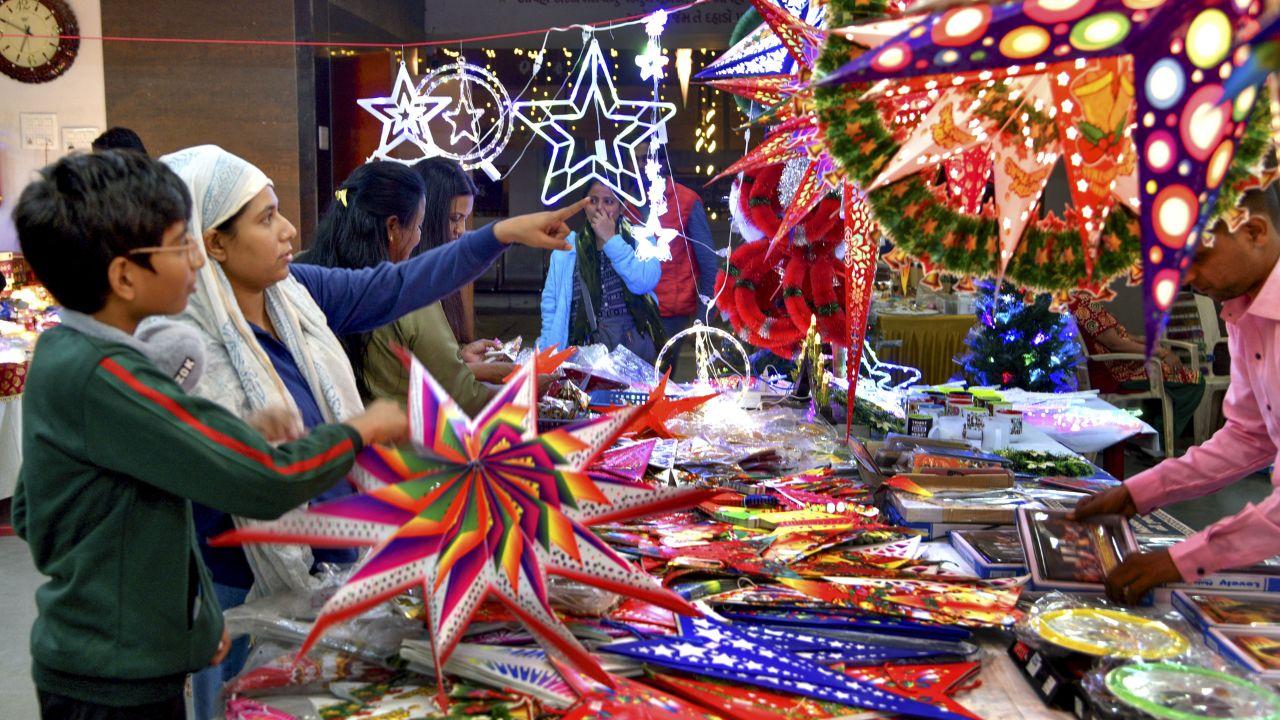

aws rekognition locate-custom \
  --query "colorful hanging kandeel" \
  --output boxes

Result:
[816,0,1267,352]
[601,615,973,720]
[513,37,677,207]
[697,0,825,81]
[212,355,703,685]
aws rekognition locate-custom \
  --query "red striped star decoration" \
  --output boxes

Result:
[212,355,704,688]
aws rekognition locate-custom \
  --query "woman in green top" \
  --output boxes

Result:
[299,160,506,414]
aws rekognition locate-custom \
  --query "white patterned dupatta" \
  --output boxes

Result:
[153,145,365,596]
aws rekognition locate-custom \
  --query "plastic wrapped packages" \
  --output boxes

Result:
[1080,659,1280,720]
[226,642,398,698]
[662,400,845,472]
[1017,593,1192,662]
[547,576,620,617]
[223,569,424,668]
[565,344,660,390]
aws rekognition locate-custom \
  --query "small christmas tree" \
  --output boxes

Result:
[957,281,1081,392]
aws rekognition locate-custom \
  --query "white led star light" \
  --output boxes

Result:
[634,157,677,261]
[359,61,450,163]
[420,60,513,178]
[358,59,512,178]
[631,9,679,261]
[512,36,676,206]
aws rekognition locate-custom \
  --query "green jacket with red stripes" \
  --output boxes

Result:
[12,322,364,707]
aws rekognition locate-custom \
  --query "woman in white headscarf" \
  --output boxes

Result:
[158,146,585,719]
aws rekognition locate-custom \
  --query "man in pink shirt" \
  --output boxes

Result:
[1073,184,1280,605]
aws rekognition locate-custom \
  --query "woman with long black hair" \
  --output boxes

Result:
[303,157,509,414]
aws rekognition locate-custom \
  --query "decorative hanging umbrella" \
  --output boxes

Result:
[815,0,1272,351]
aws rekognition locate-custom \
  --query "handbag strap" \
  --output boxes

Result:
[576,270,598,333]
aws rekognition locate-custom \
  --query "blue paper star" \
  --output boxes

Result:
[601,615,970,720]
[357,62,450,162]
[512,38,676,206]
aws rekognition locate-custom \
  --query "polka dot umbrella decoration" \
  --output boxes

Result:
[818,0,1267,354]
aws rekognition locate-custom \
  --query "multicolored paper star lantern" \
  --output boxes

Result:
[817,0,1268,352]
[512,37,677,206]
[601,614,971,720]
[212,355,703,685]
[704,0,884,385]
[697,0,826,82]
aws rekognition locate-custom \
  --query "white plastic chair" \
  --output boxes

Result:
[1069,318,1200,458]
[1192,294,1232,441]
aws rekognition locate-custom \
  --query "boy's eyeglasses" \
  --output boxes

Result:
[127,236,203,268]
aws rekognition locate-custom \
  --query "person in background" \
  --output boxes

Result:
[11,150,407,720]
[625,173,719,374]
[1068,293,1205,440]
[159,146,585,719]
[300,158,510,415]
[91,127,148,155]
[1072,183,1280,604]
[412,158,520,388]
[538,180,665,363]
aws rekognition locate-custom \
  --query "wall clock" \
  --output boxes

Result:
[0,0,78,84]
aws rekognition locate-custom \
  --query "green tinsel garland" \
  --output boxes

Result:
[996,449,1095,477]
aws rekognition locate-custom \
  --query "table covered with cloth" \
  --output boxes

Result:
[877,312,976,385]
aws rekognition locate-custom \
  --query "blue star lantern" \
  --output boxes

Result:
[601,614,972,720]
[513,38,676,206]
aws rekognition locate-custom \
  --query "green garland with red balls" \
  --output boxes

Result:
[811,0,1271,292]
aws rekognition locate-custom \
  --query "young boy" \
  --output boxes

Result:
[11,151,408,719]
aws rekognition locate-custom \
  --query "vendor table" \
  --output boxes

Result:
[877,313,975,385]
[968,639,1073,719]
[0,395,20,500]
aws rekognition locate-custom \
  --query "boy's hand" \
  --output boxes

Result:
[1068,484,1137,521]
[211,626,231,666]
[246,407,304,443]
[1105,549,1181,605]
[347,400,409,446]
[461,338,501,365]
[493,198,590,251]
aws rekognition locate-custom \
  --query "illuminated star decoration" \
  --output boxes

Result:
[636,47,670,82]
[632,11,679,262]
[819,0,1263,354]
[358,61,450,162]
[513,37,677,206]
[443,90,485,145]
[419,60,515,178]
[601,615,971,720]
[211,355,702,685]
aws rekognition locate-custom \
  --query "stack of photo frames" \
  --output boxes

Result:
[1174,590,1280,681]
[948,529,1026,579]
[1015,508,1137,594]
